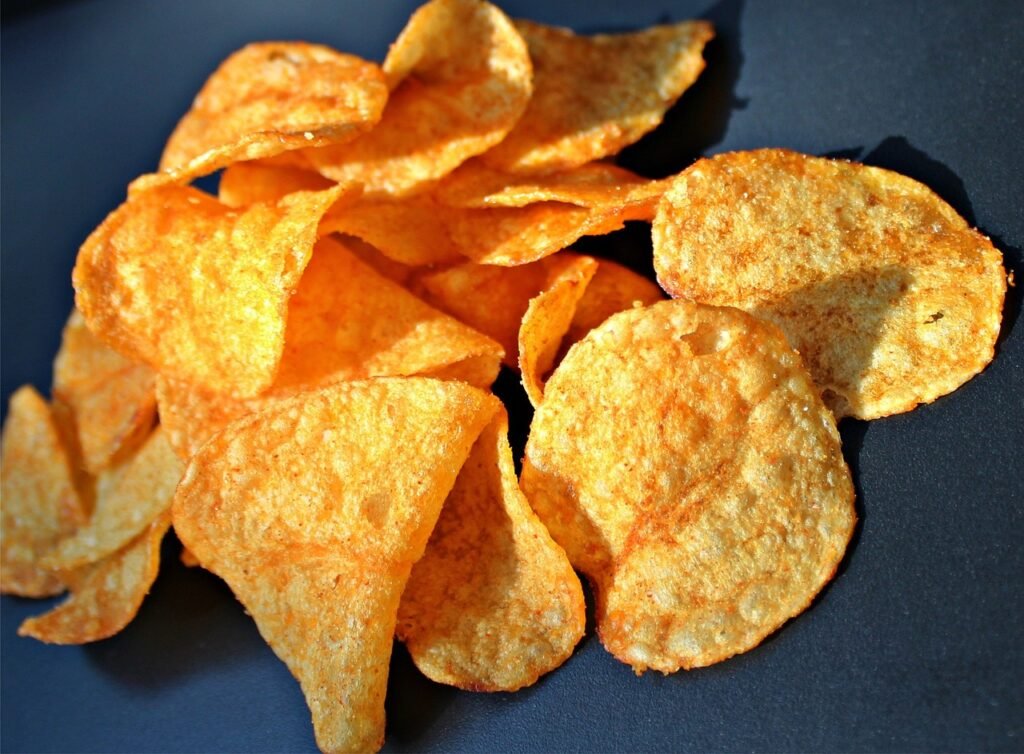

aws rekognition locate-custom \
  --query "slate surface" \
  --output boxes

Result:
[2,1,1022,751]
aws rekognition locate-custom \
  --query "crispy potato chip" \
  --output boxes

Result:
[18,514,170,644]
[653,149,1007,419]
[482,19,713,174]
[1,387,87,596]
[44,429,182,571]
[519,255,598,407]
[564,259,665,346]
[521,301,856,673]
[156,236,502,459]
[303,0,532,197]
[52,310,157,474]
[139,43,387,188]
[172,378,500,753]
[398,409,585,691]
[338,234,419,286]
[438,159,668,210]
[73,183,348,397]
[218,159,336,207]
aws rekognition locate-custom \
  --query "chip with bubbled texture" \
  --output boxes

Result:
[653,148,1006,419]
[521,300,856,673]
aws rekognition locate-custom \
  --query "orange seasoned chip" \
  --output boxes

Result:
[44,429,182,571]
[398,409,585,691]
[73,183,348,397]
[52,310,157,474]
[19,514,170,644]
[565,259,664,346]
[156,236,502,459]
[521,301,856,673]
[173,378,500,753]
[519,255,598,407]
[218,159,336,207]
[482,19,713,174]
[653,149,1007,419]
[141,42,387,188]
[1,386,87,596]
[304,0,532,196]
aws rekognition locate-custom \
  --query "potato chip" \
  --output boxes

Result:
[44,429,182,571]
[521,301,856,673]
[303,0,532,196]
[519,255,598,407]
[18,514,170,644]
[564,259,664,347]
[438,159,668,210]
[482,19,713,174]
[653,149,1007,419]
[172,378,500,753]
[1,386,87,597]
[398,409,585,691]
[138,43,387,188]
[52,310,157,474]
[218,159,336,207]
[73,183,348,397]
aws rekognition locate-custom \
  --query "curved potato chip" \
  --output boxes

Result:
[219,160,336,207]
[73,184,347,397]
[519,255,598,407]
[19,514,170,644]
[173,378,500,753]
[482,19,713,174]
[521,301,856,673]
[142,43,387,187]
[653,149,1007,419]
[438,159,667,210]
[564,259,664,347]
[398,409,585,691]
[52,310,157,474]
[44,429,182,571]
[1,386,87,596]
[304,0,532,196]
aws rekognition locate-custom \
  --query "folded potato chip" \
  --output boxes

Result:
[482,19,713,173]
[304,0,532,196]
[172,378,500,753]
[398,409,585,691]
[44,429,182,571]
[653,149,1007,419]
[52,310,157,474]
[138,42,387,188]
[73,183,349,397]
[1,386,87,597]
[519,255,598,407]
[218,159,336,207]
[19,514,170,644]
[563,259,664,347]
[521,301,856,673]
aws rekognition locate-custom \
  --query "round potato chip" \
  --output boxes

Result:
[482,19,713,174]
[147,42,387,187]
[73,184,347,398]
[653,149,1007,419]
[172,378,500,753]
[521,300,856,673]
[304,0,532,196]
[398,409,585,691]
[19,514,170,644]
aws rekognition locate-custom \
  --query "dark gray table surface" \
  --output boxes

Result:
[2,1,1022,752]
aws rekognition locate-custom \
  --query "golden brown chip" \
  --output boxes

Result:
[1,386,87,596]
[44,428,182,571]
[18,514,170,644]
[519,255,598,407]
[482,19,713,174]
[398,409,585,691]
[73,183,348,397]
[156,236,502,459]
[653,149,1007,419]
[521,301,856,673]
[303,0,532,196]
[218,159,336,207]
[52,310,157,474]
[140,42,387,188]
[172,378,500,753]
[564,259,665,346]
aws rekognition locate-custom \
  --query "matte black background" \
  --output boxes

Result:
[2,1,1023,752]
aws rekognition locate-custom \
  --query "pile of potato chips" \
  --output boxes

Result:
[1,0,1006,751]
